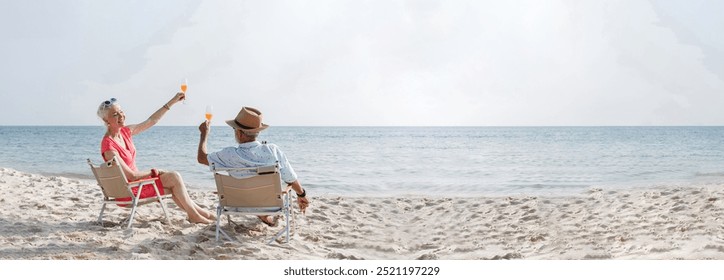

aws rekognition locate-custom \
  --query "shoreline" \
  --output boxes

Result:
[1,166,723,260]
[4,164,721,199]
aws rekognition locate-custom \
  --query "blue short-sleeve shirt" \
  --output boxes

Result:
[207,141,298,183]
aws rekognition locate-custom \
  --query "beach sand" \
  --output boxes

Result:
[1,167,723,260]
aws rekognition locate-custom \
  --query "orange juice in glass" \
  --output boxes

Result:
[205,105,213,121]
[180,79,188,104]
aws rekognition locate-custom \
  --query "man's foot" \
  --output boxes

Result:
[258,215,277,227]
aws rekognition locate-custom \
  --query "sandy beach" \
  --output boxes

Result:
[1,167,723,260]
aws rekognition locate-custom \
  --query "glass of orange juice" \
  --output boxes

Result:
[205,105,213,121]
[180,78,188,104]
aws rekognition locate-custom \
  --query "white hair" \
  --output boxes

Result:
[242,131,259,138]
[96,100,119,122]
[234,129,259,143]
[96,103,110,121]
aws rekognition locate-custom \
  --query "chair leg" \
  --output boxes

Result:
[98,202,107,226]
[126,184,146,229]
[269,225,287,245]
[218,218,233,242]
[215,206,221,242]
[159,199,170,224]
[269,211,290,245]
[285,208,290,243]
[126,199,139,230]
[98,203,106,223]
[151,184,170,223]
[284,195,291,243]
[267,196,293,245]
[214,208,234,242]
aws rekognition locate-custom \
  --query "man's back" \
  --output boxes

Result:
[207,141,298,183]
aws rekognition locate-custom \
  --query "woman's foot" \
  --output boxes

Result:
[189,215,213,224]
[199,209,215,220]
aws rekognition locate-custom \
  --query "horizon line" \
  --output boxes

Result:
[3,124,724,128]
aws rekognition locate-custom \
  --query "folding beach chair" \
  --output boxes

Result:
[211,162,294,244]
[87,156,170,229]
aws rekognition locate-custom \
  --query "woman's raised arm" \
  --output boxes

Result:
[128,92,185,135]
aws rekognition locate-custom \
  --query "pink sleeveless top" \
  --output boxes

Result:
[100,126,165,202]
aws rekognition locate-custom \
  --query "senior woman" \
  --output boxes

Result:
[97,92,213,224]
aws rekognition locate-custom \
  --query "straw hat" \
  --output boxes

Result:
[225,107,269,132]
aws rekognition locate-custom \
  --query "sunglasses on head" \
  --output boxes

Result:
[102,98,117,108]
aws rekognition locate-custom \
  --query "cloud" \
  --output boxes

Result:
[2,0,723,125]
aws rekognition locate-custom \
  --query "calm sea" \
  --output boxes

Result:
[2,126,724,196]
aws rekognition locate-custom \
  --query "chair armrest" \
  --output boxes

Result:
[257,165,277,174]
[211,163,279,173]
[281,185,293,194]
[127,178,158,187]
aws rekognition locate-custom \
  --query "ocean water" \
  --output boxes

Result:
[2,126,724,196]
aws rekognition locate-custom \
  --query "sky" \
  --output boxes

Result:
[1,0,724,126]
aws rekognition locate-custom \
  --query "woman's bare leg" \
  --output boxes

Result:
[196,204,215,219]
[168,188,214,220]
[160,172,212,224]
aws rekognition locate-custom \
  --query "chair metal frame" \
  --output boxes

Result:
[87,156,170,229]
[211,162,294,244]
